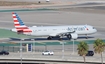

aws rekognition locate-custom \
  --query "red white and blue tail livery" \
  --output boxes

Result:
[11,12,97,40]
[12,12,32,34]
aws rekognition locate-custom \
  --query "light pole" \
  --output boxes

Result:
[20,39,24,64]
[72,39,74,54]
[60,41,65,59]
[59,35,65,59]
[31,39,35,52]
[62,41,64,59]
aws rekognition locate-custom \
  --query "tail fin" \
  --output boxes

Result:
[12,12,32,34]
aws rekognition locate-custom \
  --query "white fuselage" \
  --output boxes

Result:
[12,25,97,37]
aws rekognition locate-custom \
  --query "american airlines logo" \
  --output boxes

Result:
[67,27,73,31]
[67,26,88,31]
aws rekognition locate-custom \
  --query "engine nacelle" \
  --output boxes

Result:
[70,33,78,39]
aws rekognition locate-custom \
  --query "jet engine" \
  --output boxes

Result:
[67,33,78,39]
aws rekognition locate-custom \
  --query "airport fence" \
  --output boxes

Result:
[0,46,26,52]
[0,45,46,52]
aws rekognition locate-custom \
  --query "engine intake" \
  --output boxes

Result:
[67,33,78,39]
[71,33,78,39]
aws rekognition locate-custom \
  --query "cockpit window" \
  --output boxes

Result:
[93,27,95,29]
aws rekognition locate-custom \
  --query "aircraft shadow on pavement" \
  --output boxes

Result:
[9,36,94,41]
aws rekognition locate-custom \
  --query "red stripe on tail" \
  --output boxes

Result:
[12,12,32,34]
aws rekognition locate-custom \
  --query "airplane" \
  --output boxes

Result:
[11,12,97,40]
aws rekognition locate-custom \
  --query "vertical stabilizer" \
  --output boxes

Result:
[12,12,32,34]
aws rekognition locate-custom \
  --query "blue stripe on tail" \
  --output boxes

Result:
[15,13,25,26]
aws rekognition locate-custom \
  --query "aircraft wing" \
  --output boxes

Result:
[49,31,75,36]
